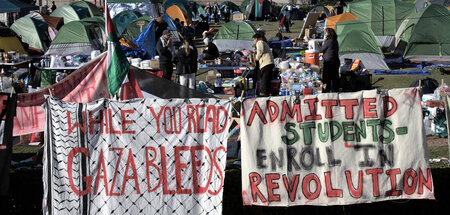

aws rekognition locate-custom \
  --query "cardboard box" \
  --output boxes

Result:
[150,60,160,69]
[232,13,244,21]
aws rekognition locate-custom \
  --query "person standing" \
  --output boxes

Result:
[223,2,232,23]
[253,33,274,97]
[51,1,57,12]
[156,30,175,80]
[213,2,220,25]
[176,38,197,89]
[320,28,340,93]
[205,3,212,23]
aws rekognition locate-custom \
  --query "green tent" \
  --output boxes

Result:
[81,16,105,30]
[213,21,256,51]
[345,0,415,48]
[113,10,141,36]
[122,16,151,42]
[240,0,250,12]
[10,16,49,51]
[399,4,450,62]
[46,20,104,55]
[51,5,90,24]
[163,0,189,14]
[336,20,389,70]
[71,1,103,17]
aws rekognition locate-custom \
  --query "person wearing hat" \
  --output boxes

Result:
[202,38,219,60]
[156,30,175,80]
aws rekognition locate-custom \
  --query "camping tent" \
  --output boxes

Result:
[325,13,358,30]
[133,20,156,59]
[27,12,64,30]
[189,2,206,21]
[107,0,162,18]
[345,0,415,49]
[163,0,189,14]
[122,16,151,41]
[46,20,105,55]
[220,1,241,19]
[310,5,331,17]
[244,0,272,21]
[71,1,103,17]
[337,20,390,70]
[10,16,49,51]
[414,0,450,11]
[0,0,38,13]
[279,4,305,21]
[397,4,450,62]
[166,5,190,26]
[0,36,27,54]
[213,21,256,52]
[51,5,90,24]
[113,10,142,36]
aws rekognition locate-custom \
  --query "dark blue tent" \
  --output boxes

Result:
[133,20,156,59]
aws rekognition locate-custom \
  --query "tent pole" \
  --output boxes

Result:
[382,6,384,36]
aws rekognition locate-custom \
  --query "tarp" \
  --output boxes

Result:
[213,20,256,52]
[325,13,358,30]
[43,97,230,214]
[10,16,49,51]
[0,0,38,13]
[166,5,189,26]
[46,20,104,55]
[337,20,390,70]
[241,89,435,206]
[113,10,141,36]
[122,16,151,42]
[133,20,156,59]
[51,5,90,24]
[0,37,27,54]
[372,69,430,75]
[71,1,103,17]
[398,4,450,62]
[108,1,161,18]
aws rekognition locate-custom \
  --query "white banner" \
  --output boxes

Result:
[43,97,231,214]
[241,88,435,206]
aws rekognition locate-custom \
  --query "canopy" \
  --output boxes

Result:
[46,20,104,55]
[51,5,90,24]
[337,20,389,70]
[0,37,27,54]
[113,10,142,35]
[10,16,49,51]
[213,21,256,51]
[122,16,151,41]
[71,1,103,17]
[0,0,38,13]
[399,4,450,62]
[166,5,189,26]
[325,13,358,30]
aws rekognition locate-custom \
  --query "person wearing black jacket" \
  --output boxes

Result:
[202,38,219,60]
[319,28,340,93]
[176,38,198,89]
[156,30,174,80]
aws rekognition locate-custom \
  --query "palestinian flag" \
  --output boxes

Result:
[105,0,130,96]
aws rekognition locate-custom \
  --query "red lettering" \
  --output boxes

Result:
[322,100,338,119]
[418,168,433,194]
[67,111,86,135]
[94,150,109,195]
[403,169,418,195]
[247,101,267,126]
[109,148,123,196]
[205,105,217,133]
[249,172,267,203]
[172,107,182,134]
[265,173,281,202]
[302,173,321,200]
[89,110,104,135]
[174,146,192,194]
[339,99,358,119]
[68,147,91,196]
[145,147,161,193]
[304,98,322,121]
[209,146,225,195]
[187,105,197,133]
[160,147,175,194]
[191,146,213,194]
[385,169,402,196]
[267,100,279,122]
[282,174,300,202]
[383,96,398,117]
[345,170,363,198]
[325,171,342,197]
[363,98,378,118]
[149,106,164,133]
[121,149,140,195]
[196,105,206,133]
[108,109,121,134]
[280,100,302,122]
[163,107,173,134]
[215,106,229,134]
[365,168,382,197]
[120,110,135,134]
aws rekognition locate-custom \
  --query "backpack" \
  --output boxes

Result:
[410,77,439,94]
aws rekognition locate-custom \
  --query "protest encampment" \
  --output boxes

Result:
[1,0,450,214]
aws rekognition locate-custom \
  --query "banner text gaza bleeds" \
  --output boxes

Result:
[66,104,229,135]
